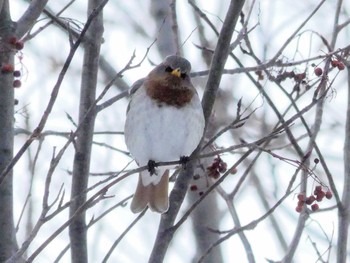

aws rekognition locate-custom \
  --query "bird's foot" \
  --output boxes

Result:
[147,160,157,175]
[180,156,190,168]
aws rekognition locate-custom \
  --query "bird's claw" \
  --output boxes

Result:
[147,160,157,175]
[180,156,190,168]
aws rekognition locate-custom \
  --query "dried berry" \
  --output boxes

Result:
[314,158,319,164]
[218,162,227,173]
[295,206,303,213]
[207,156,227,178]
[331,60,338,67]
[311,203,319,211]
[15,41,24,50]
[337,62,345,70]
[211,170,220,179]
[314,67,323,76]
[297,193,305,202]
[230,167,237,174]
[314,185,322,195]
[294,72,306,82]
[13,70,21,78]
[316,191,325,202]
[325,191,333,199]
[13,80,21,88]
[305,196,316,205]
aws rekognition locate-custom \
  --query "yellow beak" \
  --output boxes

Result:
[171,68,181,78]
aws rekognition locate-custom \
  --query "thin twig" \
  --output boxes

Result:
[0,0,110,186]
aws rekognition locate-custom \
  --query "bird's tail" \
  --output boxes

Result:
[130,170,169,213]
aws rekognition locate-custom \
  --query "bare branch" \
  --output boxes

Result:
[337,60,350,263]
[16,0,49,38]
[0,0,109,186]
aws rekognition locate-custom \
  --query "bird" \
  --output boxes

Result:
[124,55,205,213]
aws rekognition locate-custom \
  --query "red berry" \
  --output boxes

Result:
[218,162,227,173]
[211,170,220,179]
[316,191,325,202]
[15,41,24,50]
[337,62,345,70]
[296,206,303,213]
[314,186,322,195]
[190,185,198,191]
[306,196,316,205]
[311,203,319,211]
[331,60,338,67]
[230,167,237,174]
[297,200,304,207]
[294,73,306,82]
[13,80,21,88]
[8,36,17,45]
[1,64,14,73]
[314,67,323,76]
[297,193,305,202]
[325,191,333,199]
[315,185,322,191]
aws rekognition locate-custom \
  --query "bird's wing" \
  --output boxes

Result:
[126,78,145,114]
[129,78,145,96]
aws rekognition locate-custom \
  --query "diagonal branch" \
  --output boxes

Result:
[0,0,109,187]
[148,1,245,263]
[16,0,49,38]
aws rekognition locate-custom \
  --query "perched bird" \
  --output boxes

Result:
[124,55,205,213]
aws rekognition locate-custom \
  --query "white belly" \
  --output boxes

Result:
[125,87,205,166]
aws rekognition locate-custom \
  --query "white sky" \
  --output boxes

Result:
[9,0,350,262]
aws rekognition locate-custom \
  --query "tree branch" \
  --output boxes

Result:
[15,0,49,38]
[148,2,245,262]
[337,61,350,263]
[69,0,104,261]
[0,0,109,187]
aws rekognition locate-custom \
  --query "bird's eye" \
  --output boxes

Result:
[165,66,173,72]
[180,73,186,79]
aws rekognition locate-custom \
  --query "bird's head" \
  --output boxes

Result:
[149,55,192,83]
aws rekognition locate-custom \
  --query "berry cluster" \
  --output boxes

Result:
[273,70,303,83]
[1,64,22,88]
[0,36,24,88]
[8,36,24,51]
[272,70,308,94]
[189,156,231,196]
[313,59,345,77]
[295,185,332,213]
[206,156,227,179]
[189,171,203,195]
[330,59,345,70]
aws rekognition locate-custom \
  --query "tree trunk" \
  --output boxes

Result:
[69,1,104,262]
[0,0,17,260]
